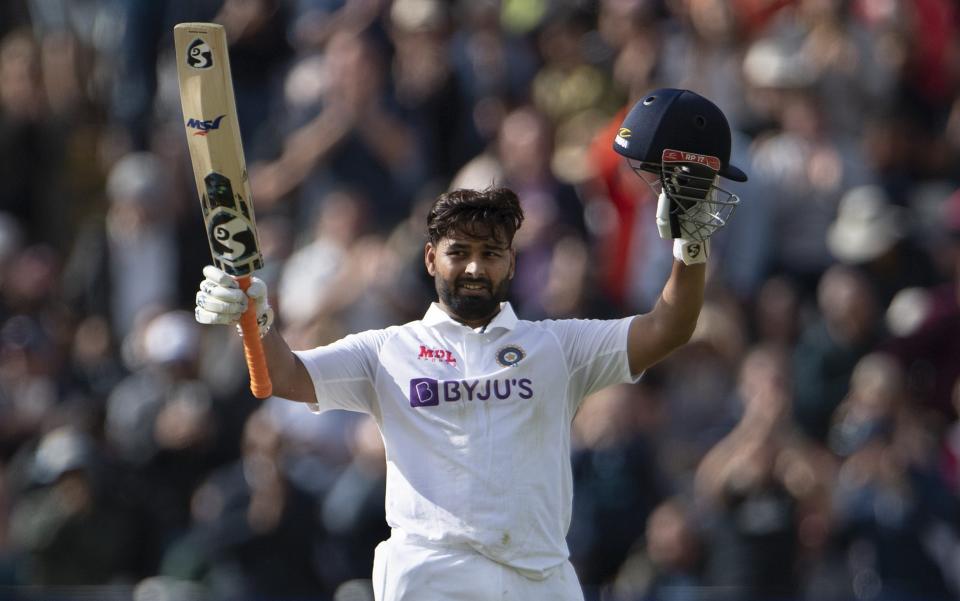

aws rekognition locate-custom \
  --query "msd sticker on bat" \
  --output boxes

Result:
[186,114,226,136]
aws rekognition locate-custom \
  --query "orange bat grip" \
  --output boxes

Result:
[237,275,273,398]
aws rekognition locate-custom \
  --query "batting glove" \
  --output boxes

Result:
[655,190,710,265]
[195,265,274,338]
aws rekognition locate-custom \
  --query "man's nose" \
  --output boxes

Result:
[464,258,483,277]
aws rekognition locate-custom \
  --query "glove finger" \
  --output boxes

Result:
[656,190,679,240]
[196,290,246,316]
[202,265,239,289]
[200,279,248,304]
[246,278,268,302]
[195,306,241,326]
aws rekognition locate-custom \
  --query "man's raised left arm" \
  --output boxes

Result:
[626,259,705,376]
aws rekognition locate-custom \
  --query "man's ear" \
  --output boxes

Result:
[508,248,516,280]
[424,242,437,276]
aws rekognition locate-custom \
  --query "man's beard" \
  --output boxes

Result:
[437,275,510,324]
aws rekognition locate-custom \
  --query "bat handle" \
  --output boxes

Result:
[237,275,273,399]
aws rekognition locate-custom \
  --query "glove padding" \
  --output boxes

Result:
[195,265,274,338]
[673,238,709,265]
[655,191,712,265]
[656,159,720,240]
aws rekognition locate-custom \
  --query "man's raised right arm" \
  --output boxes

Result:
[195,265,317,404]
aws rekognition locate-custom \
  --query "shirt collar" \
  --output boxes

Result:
[422,302,518,332]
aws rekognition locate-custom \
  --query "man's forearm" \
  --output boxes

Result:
[657,259,706,345]
[259,328,317,404]
[626,259,706,375]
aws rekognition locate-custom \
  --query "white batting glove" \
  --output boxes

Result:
[195,265,274,338]
[655,191,710,265]
[673,238,709,265]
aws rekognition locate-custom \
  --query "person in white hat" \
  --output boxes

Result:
[827,185,938,305]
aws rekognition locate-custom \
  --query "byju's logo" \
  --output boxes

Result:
[408,377,533,408]
[410,378,440,407]
[186,115,226,136]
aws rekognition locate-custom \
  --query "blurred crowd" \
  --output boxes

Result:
[1,0,960,599]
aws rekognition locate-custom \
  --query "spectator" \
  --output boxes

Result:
[656,300,746,475]
[609,498,705,601]
[568,383,665,591]
[448,0,540,141]
[104,311,235,547]
[826,185,939,306]
[793,265,883,442]
[0,315,61,459]
[829,353,960,600]
[748,89,873,291]
[388,0,479,183]
[7,427,147,584]
[64,151,178,340]
[695,344,833,600]
[251,29,425,229]
[160,407,325,598]
[882,190,960,420]
[0,28,68,247]
[318,416,389,588]
[752,275,802,348]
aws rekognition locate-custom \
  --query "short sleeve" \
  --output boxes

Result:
[541,316,638,403]
[293,328,393,415]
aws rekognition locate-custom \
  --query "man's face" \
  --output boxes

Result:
[425,232,515,327]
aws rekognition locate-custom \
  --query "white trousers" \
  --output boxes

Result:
[372,533,585,601]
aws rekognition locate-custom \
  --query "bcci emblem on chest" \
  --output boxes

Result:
[496,346,525,367]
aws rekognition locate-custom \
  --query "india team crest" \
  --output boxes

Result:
[496,345,525,367]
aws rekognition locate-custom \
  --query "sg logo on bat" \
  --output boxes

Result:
[207,209,257,264]
[186,38,213,69]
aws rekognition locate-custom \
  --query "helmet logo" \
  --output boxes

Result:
[614,128,631,149]
[662,149,721,172]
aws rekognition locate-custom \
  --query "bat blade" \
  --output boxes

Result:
[175,22,272,399]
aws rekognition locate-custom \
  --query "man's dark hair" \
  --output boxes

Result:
[427,187,525,245]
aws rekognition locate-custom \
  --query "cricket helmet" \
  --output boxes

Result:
[613,88,747,241]
[613,88,748,182]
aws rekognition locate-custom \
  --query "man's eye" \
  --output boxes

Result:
[485,252,501,258]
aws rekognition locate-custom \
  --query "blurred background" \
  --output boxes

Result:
[0,0,959,599]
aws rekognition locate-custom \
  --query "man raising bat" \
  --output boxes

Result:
[194,88,746,600]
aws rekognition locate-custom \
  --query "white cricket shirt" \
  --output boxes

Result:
[294,302,638,579]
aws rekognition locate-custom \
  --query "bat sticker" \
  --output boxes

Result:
[186,38,213,69]
[208,210,256,260]
[186,115,226,136]
[202,172,262,275]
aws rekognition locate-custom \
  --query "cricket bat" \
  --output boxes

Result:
[174,23,272,398]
